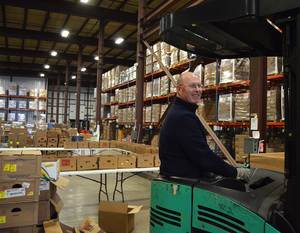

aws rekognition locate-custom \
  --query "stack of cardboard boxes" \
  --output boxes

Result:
[0,151,41,232]
[7,128,28,148]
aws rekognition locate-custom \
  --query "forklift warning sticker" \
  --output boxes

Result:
[5,188,26,198]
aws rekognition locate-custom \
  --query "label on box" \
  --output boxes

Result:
[40,181,50,191]
[22,182,30,188]
[0,216,6,224]
[61,159,70,166]
[5,188,26,198]
[3,164,10,171]
[0,191,5,199]
[10,164,17,172]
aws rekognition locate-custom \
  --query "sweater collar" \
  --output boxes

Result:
[175,96,198,113]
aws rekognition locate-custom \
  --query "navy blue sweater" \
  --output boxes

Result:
[159,97,237,179]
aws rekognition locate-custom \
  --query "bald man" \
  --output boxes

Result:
[159,72,250,180]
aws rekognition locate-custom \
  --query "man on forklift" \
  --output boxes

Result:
[159,71,251,181]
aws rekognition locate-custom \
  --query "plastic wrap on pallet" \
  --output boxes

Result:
[197,99,216,122]
[0,99,5,108]
[152,61,160,73]
[144,106,152,123]
[146,55,152,66]
[39,101,47,111]
[161,42,170,55]
[160,104,168,118]
[145,64,152,75]
[17,113,26,122]
[220,58,250,84]
[204,62,217,87]
[170,49,179,66]
[161,54,169,68]
[170,74,180,93]
[218,94,234,122]
[152,104,161,123]
[179,50,189,63]
[0,86,5,95]
[160,76,169,96]
[18,83,28,96]
[267,57,283,76]
[8,82,17,96]
[193,64,204,84]
[8,100,17,109]
[128,85,136,102]
[267,87,281,122]
[145,81,152,99]
[153,78,160,97]
[39,89,47,98]
[153,50,161,63]
[234,91,250,122]
[8,113,15,121]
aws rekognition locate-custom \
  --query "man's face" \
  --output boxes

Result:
[176,73,202,104]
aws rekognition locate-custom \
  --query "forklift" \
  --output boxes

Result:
[150,0,300,232]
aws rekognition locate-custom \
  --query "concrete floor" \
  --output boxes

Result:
[57,171,156,233]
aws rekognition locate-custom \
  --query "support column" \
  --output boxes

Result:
[96,20,105,126]
[136,0,146,142]
[64,62,69,124]
[76,45,82,132]
[50,79,55,121]
[56,73,61,123]
[249,57,267,152]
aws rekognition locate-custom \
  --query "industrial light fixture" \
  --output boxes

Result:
[44,64,50,69]
[50,51,57,56]
[81,67,86,72]
[115,37,124,44]
[80,0,89,3]
[71,75,76,79]
[61,29,69,38]
[94,56,99,60]
[40,73,45,77]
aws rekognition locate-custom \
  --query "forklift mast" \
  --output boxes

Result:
[159,0,300,231]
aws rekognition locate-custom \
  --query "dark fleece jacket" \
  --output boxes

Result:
[159,97,237,178]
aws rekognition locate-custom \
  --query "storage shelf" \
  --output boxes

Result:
[208,122,284,127]
[0,95,48,100]
[0,108,47,112]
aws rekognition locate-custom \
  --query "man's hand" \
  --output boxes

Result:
[236,167,251,183]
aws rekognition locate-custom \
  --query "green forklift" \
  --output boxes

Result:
[150,1,300,232]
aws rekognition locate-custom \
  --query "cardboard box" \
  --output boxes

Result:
[59,157,77,171]
[35,142,47,148]
[47,142,58,148]
[77,141,89,148]
[43,220,63,233]
[100,140,110,148]
[89,141,100,148]
[64,141,78,149]
[153,154,161,167]
[118,155,136,168]
[79,216,104,233]
[38,200,51,223]
[48,137,58,144]
[35,130,47,138]
[98,155,118,169]
[39,181,57,201]
[109,140,118,148]
[0,225,36,233]
[98,201,142,233]
[0,154,41,179]
[0,178,40,204]
[76,156,98,170]
[47,131,58,138]
[57,150,70,157]
[250,152,284,173]
[0,202,39,228]
[137,154,154,168]
[127,143,137,153]
[41,160,60,181]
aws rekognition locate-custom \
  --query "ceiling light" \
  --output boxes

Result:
[81,67,86,72]
[51,51,57,56]
[94,56,99,60]
[61,30,69,38]
[71,75,76,79]
[80,0,89,3]
[40,73,45,77]
[115,37,124,44]
[44,64,50,69]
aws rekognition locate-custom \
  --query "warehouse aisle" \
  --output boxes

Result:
[57,172,154,233]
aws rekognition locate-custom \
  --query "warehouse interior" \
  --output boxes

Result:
[0,0,299,233]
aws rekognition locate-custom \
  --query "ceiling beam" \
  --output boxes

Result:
[1,0,137,25]
[0,48,135,67]
[1,27,137,51]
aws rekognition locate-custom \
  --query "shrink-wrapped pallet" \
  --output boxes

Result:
[160,76,169,96]
[153,78,160,97]
[267,57,283,76]
[8,82,17,95]
[197,99,216,122]
[160,104,168,118]
[179,50,189,63]
[144,106,152,123]
[218,94,234,122]
[170,74,180,93]
[220,58,250,84]
[18,83,28,96]
[145,81,152,99]
[0,86,5,95]
[204,62,217,87]
[152,104,161,123]
[18,100,27,109]
[170,49,179,67]
[267,87,281,122]
[0,99,5,108]
[234,91,250,121]
[8,100,17,109]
